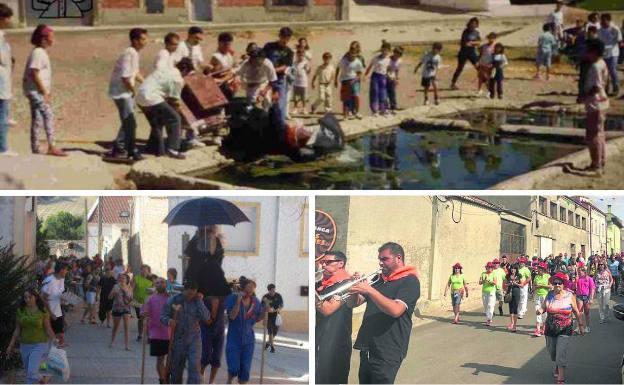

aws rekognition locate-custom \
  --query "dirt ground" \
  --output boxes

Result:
[1,15,623,188]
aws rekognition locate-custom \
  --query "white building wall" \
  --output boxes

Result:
[0,197,16,251]
[419,0,509,11]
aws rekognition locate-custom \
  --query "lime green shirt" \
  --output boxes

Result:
[449,274,465,291]
[494,268,506,290]
[481,272,496,294]
[16,308,48,344]
[533,273,551,297]
[133,275,153,305]
[519,266,532,281]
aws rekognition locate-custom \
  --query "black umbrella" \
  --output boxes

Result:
[163,197,250,227]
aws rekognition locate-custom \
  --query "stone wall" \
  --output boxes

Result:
[419,0,510,11]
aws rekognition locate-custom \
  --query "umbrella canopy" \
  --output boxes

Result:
[163,197,250,227]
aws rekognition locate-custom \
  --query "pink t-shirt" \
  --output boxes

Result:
[141,293,170,341]
[576,276,595,296]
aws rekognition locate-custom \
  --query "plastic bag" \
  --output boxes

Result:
[275,313,283,327]
[47,346,70,382]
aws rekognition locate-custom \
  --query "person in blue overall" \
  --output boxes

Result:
[225,277,266,384]
[160,280,211,384]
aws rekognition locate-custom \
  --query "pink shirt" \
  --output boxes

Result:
[141,293,170,341]
[576,276,595,296]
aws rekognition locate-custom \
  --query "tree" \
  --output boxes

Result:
[44,211,85,240]
[36,216,50,259]
[0,242,34,376]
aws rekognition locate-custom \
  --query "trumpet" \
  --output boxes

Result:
[315,267,326,283]
[316,270,382,302]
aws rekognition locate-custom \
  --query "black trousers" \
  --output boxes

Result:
[143,102,181,154]
[316,344,351,384]
[488,77,503,99]
[358,350,402,384]
[451,49,479,85]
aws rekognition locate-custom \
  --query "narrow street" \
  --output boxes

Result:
[349,296,624,384]
[48,309,308,384]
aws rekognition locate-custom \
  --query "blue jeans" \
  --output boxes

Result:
[274,78,288,122]
[604,56,619,93]
[20,342,48,384]
[113,97,137,154]
[386,79,398,110]
[226,342,254,382]
[0,99,9,152]
[170,338,202,384]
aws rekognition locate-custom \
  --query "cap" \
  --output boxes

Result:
[549,272,569,284]
[486,262,494,268]
[453,262,463,269]
[492,258,500,264]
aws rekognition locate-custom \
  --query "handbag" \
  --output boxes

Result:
[504,291,512,303]
[275,313,283,327]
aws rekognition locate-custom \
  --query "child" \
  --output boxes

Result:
[0,3,13,156]
[386,47,403,113]
[536,23,557,80]
[582,39,610,175]
[23,24,66,156]
[292,47,311,115]
[365,41,392,116]
[489,43,508,99]
[311,52,336,114]
[298,37,312,62]
[335,46,364,120]
[414,42,443,106]
[477,32,497,96]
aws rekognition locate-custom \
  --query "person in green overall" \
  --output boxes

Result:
[444,262,468,324]
[132,264,154,342]
[479,262,498,326]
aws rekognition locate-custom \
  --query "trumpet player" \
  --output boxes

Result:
[315,251,353,384]
[347,242,420,385]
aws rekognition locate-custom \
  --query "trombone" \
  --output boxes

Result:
[316,270,382,302]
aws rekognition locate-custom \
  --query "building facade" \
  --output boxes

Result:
[87,196,132,262]
[96,0,348,25]
[575,197,607,255]
[606,205,622,255]
[0,197,37,261]
[129,196,309,332]
[419,0,510,11]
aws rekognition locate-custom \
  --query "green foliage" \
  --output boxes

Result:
[44,211,85,241]
[0,242,34,374]
[36,216,50,260]
[575,0,624,11]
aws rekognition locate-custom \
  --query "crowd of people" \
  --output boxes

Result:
[445,251,622,384]
[4,225,286,384]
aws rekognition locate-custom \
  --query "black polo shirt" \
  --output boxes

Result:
[262,41,294,80]
[353,275,420,363]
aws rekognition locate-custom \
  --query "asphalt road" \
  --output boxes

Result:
[349,296,624,384]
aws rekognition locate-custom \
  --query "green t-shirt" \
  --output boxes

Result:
[449,274,465,291]
[16,308,48,344]
[133,275,153,305]
[533,273,551,297]
[494,268,506,290]
[481,272,496,294]
[519,266,532,281]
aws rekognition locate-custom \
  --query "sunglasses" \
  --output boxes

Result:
[552,281,564,286]
[320,260,341,265]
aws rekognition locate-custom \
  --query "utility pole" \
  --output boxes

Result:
[84,198,89,258]
[428,196,442,301]
[98,197,103,259]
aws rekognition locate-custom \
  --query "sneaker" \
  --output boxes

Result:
[186,138,206,149]
[585,326,590,333]
[372,112,380,117]
[166,150,186,160]
[600,318,605,324]
[136,335,142,342]
[0,150,18,156]
[354,113,363,120]
[270,346,275,353]
[450,84,459,90]
[48,146,67,157]
[265,343,270,350]
[424,100,430,106]
[533,329,541,337]
[131,151,144,162]
[434,99,440,105]
[475,90,483,97]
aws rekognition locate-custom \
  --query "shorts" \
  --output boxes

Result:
[536,51,552,67]
[577,294,590,303]
[340,79,360,102]
[451,292,462,306]
[421,77,436,88]
[86,291,96,305]
[292,86,307,103]
[51,315,64,334]
[496,289,504,302]
[267,313,280,336]
[149,339,169,357]
[112,309,130,318]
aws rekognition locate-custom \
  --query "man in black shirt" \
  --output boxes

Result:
[316,251,353,384]
[348,242,420,384]
[262,283,284,353]
[262,27,294,122]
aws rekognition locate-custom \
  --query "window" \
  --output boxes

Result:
[272,0,307,5]
[500,219,526,257]
[568,210,574,225]
[300,205,309,257]
[146,0,165,13]
[120,211,129,218]
[550,202,558,219]
[575,214,580,227]
[560,207,566,222]
[570,243,576,257]
[223,202,260,256]
[581,245,586,258]
[539,197,547,215]
[582,217,587,230]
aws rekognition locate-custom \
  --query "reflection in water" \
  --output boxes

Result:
[199,128,583,190]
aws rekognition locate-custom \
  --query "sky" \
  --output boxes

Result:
[591,196,624,219]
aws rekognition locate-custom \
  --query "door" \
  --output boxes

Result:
[539,236,553,259]
[581,244,586,259]
[570,243,576,258]
[192,0,212,21]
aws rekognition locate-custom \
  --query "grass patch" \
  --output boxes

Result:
[574,0,624,11]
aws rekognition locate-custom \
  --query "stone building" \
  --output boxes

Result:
[0,197,37,261]
[87,196,132,262]
[575,197,607,255]
[129,195,309,333]
[606,205,622,255]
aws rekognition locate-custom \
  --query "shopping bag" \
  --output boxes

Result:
[47,346,70,382]
[275,313,283,327]
[61,291,83,306]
